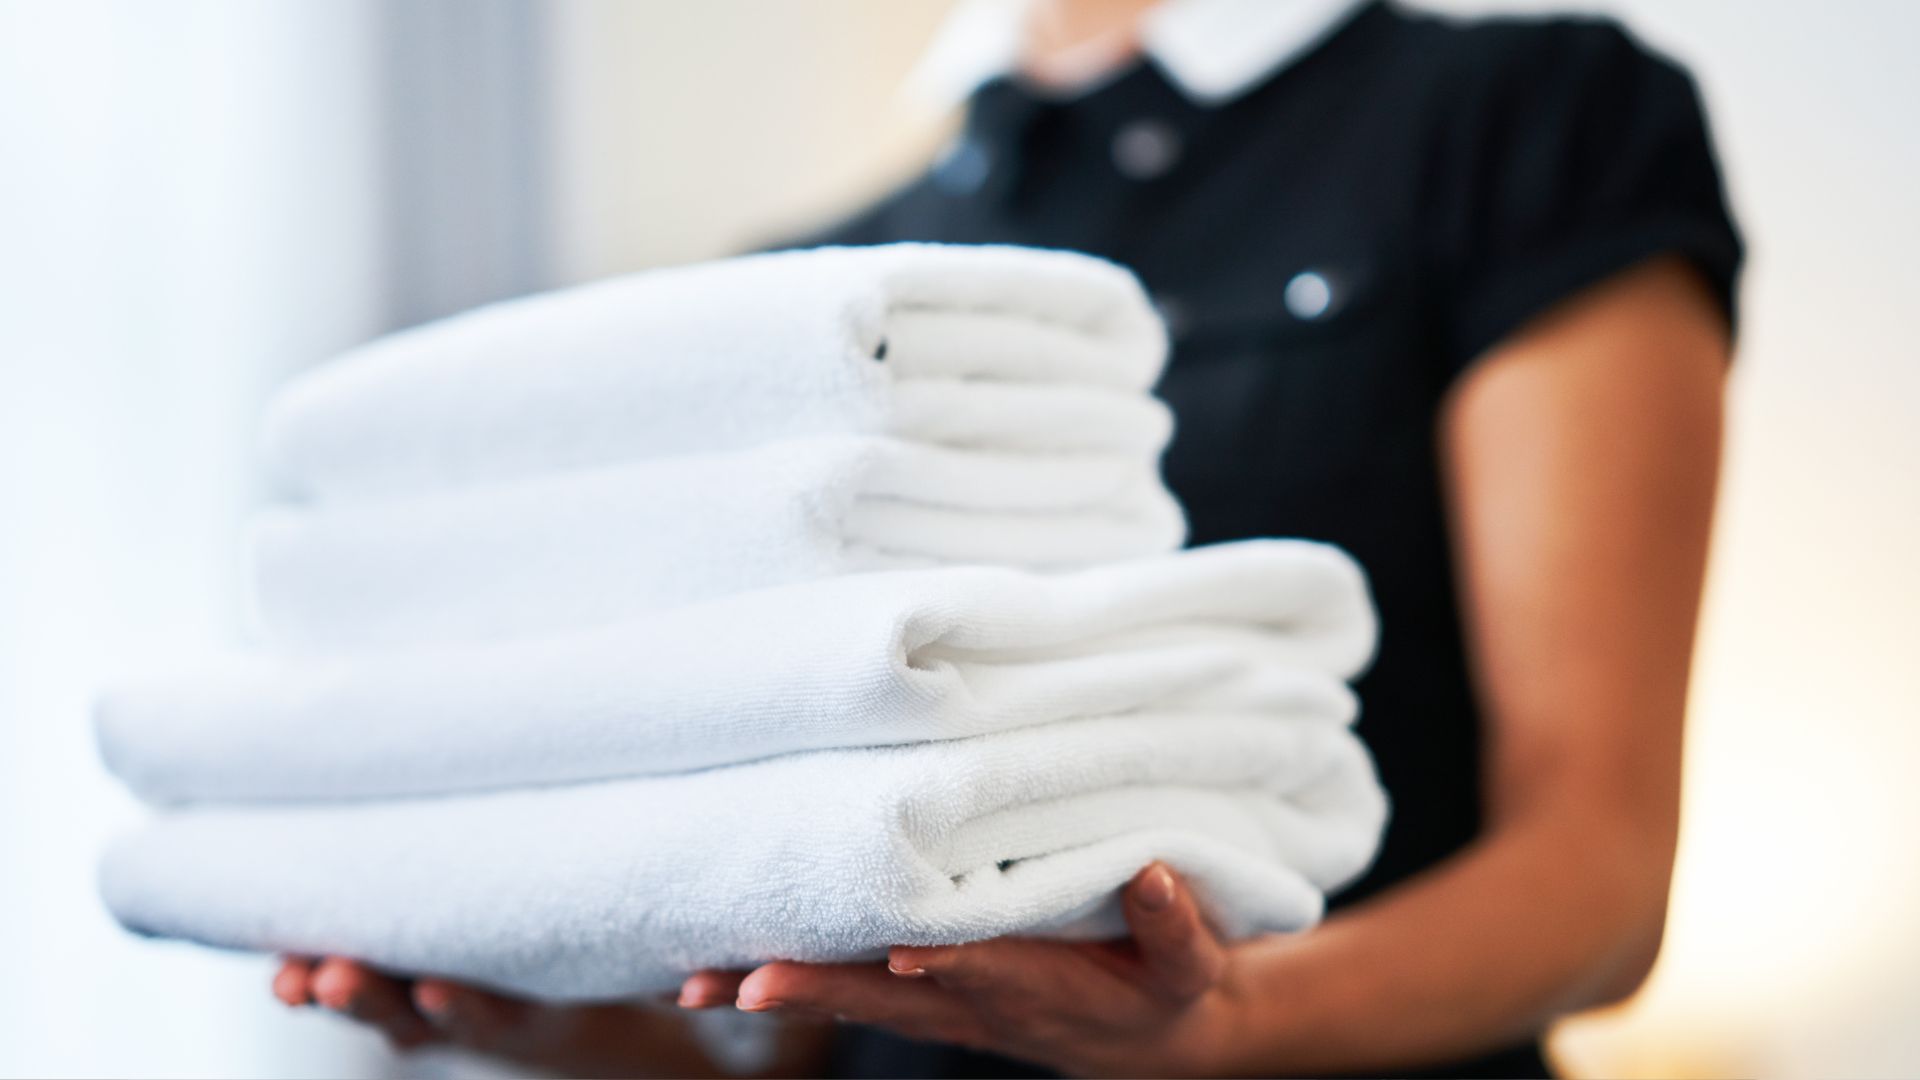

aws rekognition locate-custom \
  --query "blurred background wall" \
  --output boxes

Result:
[1,1,1914,1076]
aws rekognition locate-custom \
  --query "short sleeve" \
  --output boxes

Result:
[1431,20,1744,373]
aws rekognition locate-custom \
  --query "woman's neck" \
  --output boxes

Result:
[1020,0,1161,91]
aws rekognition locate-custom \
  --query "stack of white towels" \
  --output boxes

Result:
[97,244,1389,1001]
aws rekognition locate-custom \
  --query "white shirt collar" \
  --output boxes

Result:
[904,0,1368,110]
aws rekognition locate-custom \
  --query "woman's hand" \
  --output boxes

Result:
[679,863,1245,1078]
[268,863,1236,1077]
[273,957,606,1058]
[268,863,1243,1076]
[271,956,826,1078]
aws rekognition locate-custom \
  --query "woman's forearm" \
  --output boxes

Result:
[1192,254,1717,1075]
[1212,800,1673,1075]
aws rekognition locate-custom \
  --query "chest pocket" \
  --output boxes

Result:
[1152,252,1432,533]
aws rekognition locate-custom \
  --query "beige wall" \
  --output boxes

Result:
[546,0,956,282]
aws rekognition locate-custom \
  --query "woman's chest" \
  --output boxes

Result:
[1129,218,1448,546]
[851,123,1453,539]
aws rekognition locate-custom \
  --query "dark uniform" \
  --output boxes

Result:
[806,3,1742,1075]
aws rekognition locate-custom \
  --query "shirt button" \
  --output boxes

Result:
[1284,270,1335,320]
[1111,119,1182,181]
[932,137,992,196]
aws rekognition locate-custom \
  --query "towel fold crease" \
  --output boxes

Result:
[249,436,1191,648]
[103,540,1375,804]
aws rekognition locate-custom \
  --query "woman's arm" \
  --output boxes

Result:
[721,255,1729,1075]
[1195,253,1731,1070]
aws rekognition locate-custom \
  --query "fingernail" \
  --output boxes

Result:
[1136,865,1176,911]
[736,996,783,1013]
[412,983,452,1021]
[309,967,354,1011]
[888,961,926,977]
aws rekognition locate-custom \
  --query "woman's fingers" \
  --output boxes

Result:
[887,943,998,992]
[677,970,747,1009]
[272,957,315,1006]
[889,937,1138,1031]
[282,956,569,1055]
[310,958,436,1046]
[887,867,1225,1009]
[309,957,384,1013]
[735,961,983,1046]
[411,979,539,1052]
[1121,863,1227,1002]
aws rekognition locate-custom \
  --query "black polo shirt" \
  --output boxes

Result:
[800,3,1742,1076]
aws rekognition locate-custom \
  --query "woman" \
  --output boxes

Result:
[273,0,1741,1074]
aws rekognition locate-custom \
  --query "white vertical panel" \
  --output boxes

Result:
[0,1,389,1074]
[545,0,955,281]
[377,0,554,329]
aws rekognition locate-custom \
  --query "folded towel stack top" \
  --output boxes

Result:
[262,244,1173,500]
[254,245,1186,648]
[99,244,1391,1001]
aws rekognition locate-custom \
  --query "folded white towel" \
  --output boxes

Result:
[870,379,1174,458]
[101,540,1375,804]
[100,713,1388,1001]
[264,244,1170,502]
[249,436,1188,648]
